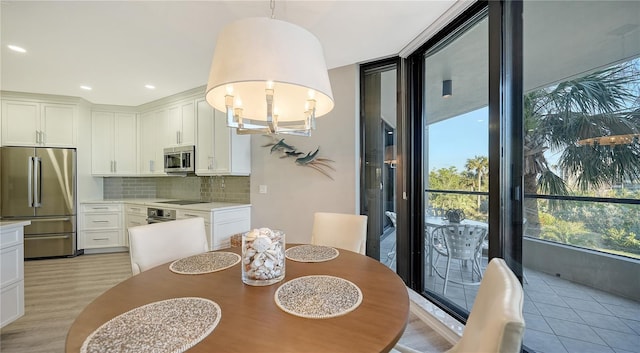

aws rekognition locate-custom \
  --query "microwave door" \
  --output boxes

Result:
[165,154,181,169]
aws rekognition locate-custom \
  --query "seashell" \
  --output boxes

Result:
[253,235,272,253]
[244,230,258,241]
[254,257,264,267]
[264,258,274,269]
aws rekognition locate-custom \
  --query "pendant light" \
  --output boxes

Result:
[205,1,334,136]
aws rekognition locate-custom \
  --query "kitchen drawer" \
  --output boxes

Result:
[125,214,148,229]
[84,230,121,248]
[124,204,146,216]
[212,207,250,223]
[82,213,120,230]
[1,281,24,329]
[177,209,210,222]
[0,245,23,287]
[0,226,22,248]
[82,203,122,213]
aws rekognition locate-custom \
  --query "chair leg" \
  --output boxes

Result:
[443,256,452,295]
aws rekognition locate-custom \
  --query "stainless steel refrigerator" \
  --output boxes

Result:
[0,147,77,258]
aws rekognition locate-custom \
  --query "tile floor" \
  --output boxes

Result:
[380,231,640,353]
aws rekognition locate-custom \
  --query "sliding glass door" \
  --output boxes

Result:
[361,61,398,265]
[422,12,490,313]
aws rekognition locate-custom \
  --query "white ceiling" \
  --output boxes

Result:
[1,0,457,107]
[424,0,640,124]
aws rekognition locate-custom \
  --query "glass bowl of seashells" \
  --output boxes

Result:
[241,228,286,286]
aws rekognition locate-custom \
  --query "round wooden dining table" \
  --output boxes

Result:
[65,245,409,353]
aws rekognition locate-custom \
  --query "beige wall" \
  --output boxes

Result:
[250,64,360,243]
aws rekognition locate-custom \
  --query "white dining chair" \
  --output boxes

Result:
[392,258,525,353]
[311,212,368,254]
[128,217,209,275]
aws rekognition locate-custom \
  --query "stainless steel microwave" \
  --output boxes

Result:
[164,146,195,173]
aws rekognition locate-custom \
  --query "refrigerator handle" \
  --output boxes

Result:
[34,156,42,207]
[28,156,34,207]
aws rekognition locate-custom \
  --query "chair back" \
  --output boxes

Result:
[385,211,397,228]
[311,212,368,254]
[128,217,209,275]
[439,224,486,261]
[448,258,525,353]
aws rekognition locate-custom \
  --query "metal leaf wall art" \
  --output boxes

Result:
[262,136,336,180]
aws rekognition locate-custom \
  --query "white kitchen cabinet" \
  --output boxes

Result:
[138,110,167,175]
[124,203,147,247]
[0,221,28,328]
[1,100,77,147]
[80,203,124,249]
[166,100,195,147]
[195,99,251,176]
[211,206,251,250]
[91,111,137,176]
[176,209,212,248]
[177,206,250,250]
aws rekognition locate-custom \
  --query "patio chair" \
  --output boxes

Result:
[392,258,525,353]
[432,224,487,294]
[311,212,368,254]
[385,211,397,262]
[128,217,209,275]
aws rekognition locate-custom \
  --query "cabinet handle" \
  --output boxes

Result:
[130,207,141,211]
[35,130,40,144]
[92,237,110,241]
[183,214,199,217]
[92,220,110,223]
[41,131,46,144]
[150,160,154,172]
[177,131,180,144]
[91,207,109,210]
[113,160,117,173]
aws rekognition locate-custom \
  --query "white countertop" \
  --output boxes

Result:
[80,199,251,212]
[0,220,31,229]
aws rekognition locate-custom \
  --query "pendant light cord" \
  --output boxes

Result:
[270,0,276,19]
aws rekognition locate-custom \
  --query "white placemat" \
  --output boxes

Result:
[274,275,363,319]
[81,297,220,353]
[170,252,241,274]
[285,244,339,262]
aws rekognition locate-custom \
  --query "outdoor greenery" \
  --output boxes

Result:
[427,59,640,259]
[428,162,640,258]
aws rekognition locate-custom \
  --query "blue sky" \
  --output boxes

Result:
[428,107,488,171]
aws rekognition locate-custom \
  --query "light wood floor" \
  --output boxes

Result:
[0,252,450,353]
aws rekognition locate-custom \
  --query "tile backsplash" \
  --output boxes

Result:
[103,176,250,203]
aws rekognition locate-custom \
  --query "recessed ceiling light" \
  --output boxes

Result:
[145,84,156,89]
[8,45,26,53]
[80,85,92,91]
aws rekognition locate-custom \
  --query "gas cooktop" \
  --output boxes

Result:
[156,200,207,206]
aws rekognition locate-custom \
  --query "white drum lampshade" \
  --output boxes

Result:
[205,17,334,136]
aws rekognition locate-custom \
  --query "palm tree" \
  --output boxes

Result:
[465,156,488,209]
[524,60,640,237]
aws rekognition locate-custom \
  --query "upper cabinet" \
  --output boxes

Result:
[1,100,77,147]
[91,111,137,176]
[166,100,195,147]
[195,99,251,176]
[138,110,167,176]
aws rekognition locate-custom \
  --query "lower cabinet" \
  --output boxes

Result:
[178,206,251,250]
[80,203,124,249]
[0,221,28,328]
[211,207,251,250]
[124,203,148,247]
